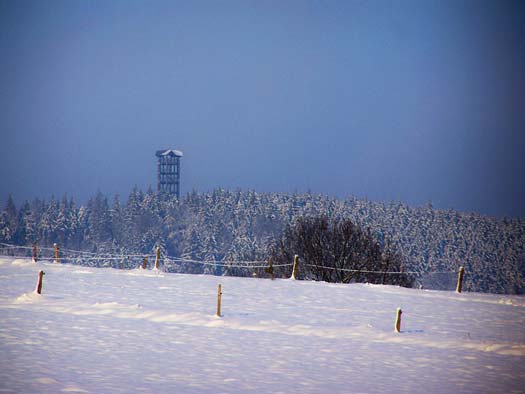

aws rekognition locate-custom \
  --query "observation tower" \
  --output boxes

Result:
[156,149,183,199]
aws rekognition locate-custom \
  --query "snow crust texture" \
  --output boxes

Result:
[0,257,524,393]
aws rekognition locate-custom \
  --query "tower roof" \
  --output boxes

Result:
[156,149,183,157]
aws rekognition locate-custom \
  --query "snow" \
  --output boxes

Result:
[1,257,524,393]
[155,149,183,157]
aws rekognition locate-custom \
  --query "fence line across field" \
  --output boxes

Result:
[0,253,274,268]
[1,242,460,278]
[0,243,156,259]
[1,242,467,294]
[0,248,288,270]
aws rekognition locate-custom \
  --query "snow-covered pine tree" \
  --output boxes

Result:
[16,201,36,246]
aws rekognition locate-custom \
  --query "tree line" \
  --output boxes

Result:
[0,188,523,293]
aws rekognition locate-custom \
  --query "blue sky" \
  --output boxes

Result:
[1,0,524,217]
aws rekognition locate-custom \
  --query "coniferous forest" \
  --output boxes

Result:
[1,189,523,294]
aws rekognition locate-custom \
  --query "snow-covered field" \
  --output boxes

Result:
[0,257,524,394]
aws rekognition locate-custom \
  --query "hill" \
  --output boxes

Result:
[1,190,524,293]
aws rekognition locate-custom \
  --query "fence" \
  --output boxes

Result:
[0,242,464,292]
[0,242,156,269]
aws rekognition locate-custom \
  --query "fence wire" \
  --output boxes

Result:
[0,242,290,270]
[304,263,456,275]
[0,243,456,285]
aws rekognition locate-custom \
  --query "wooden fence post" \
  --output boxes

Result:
[142,257,148,270]
[32,242,37,263]
[291,255,299,280]
[154,247,161,270]
[35,270,45,294]
[53,243,59,263]
[456,266,465,293]
[217,284,222,317]
[395,308,402,333]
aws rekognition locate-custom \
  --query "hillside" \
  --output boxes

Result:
[0,257,524,393]
[1,190,524,293]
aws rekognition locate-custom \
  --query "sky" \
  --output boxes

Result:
[1,0,524,218]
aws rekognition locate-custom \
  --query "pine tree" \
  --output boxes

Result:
[40,197,59,246]
[17,201,36,245]
[0,210,11,242]
[55,195,71,246]
[2,195,18,242]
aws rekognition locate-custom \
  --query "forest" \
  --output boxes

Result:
[1,188,523,294]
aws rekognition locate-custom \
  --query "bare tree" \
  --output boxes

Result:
[270,216,413,287]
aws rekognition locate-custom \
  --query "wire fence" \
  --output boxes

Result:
[0,242,290,271]
[302,261,461,291]
[0,242,462,290]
